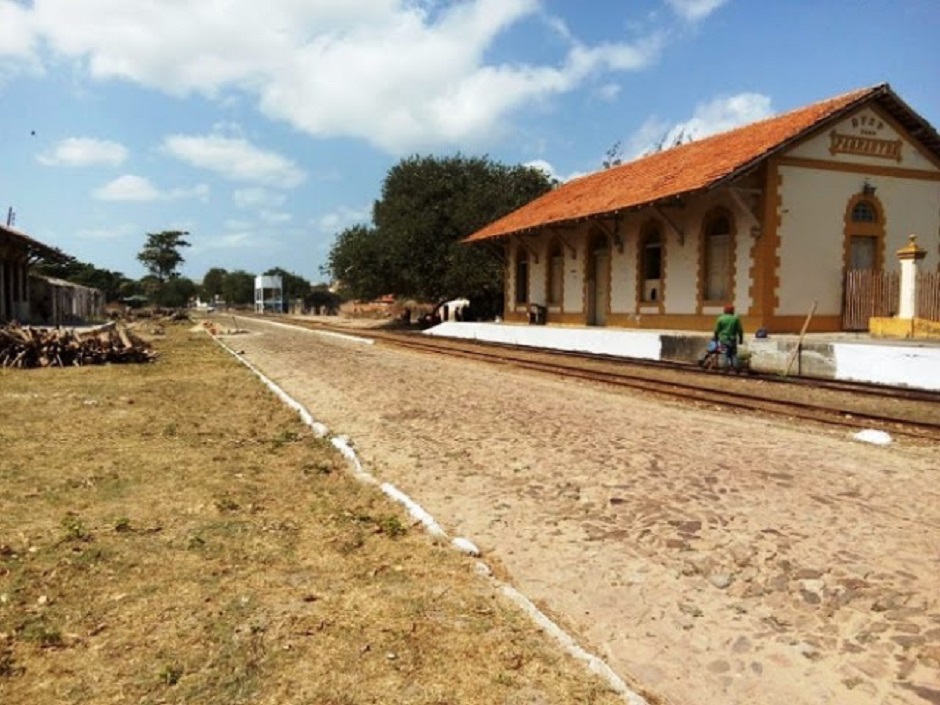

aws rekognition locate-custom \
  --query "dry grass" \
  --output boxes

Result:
[0,323,623,705]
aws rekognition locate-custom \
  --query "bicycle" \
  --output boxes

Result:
[698,340,751,374]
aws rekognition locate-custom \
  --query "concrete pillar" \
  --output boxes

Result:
[896,234,926,319]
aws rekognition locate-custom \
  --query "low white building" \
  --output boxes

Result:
[464,83,940,333]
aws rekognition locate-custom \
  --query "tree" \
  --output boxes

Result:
[646,128,694,156]
[156,276,197,308]
[326,224,390,301]
[602,140,623,169]
[327,154,553,310]
[34,257,131,303]
[201,267,228,301]
[221,270,255,306]
[137,230,191,283]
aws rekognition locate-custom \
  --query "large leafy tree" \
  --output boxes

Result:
[137,230,191,283]
[156,276,197,308]
[201,267,228,301]
[221,270,255,306]
[327,155,554,309]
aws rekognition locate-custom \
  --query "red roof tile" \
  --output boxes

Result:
[464,84,888,242]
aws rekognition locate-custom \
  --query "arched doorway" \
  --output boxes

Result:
[585,229,610,326]
[843,194,885,272]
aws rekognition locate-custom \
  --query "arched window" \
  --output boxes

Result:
[844,196,884,271]
[851,200,876,224]
[547,239,564,306]
[514,247,529,305]
[640,224,663,303]
[703,212,733,302]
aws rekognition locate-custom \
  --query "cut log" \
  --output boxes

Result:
[0,322,158,369]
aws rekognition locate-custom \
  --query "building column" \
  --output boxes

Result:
[19,258,28,320]
[896,234,926,319]
[0,261,7,320]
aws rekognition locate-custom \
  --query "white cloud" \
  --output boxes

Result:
[8,0,666,153]
[260,210,292,224]
[0,1,36,59]
[38,137,128,167]
[668,92,773,140]
[314,205,371,234]
[627,92,774,157]
[93,175,159,201]
[665,0,729,22]
[163,135,305,187]
[524,159,585,184]
[595,83,621,102]
[76,222,137,240]
[233,187,287,210]
[200,230,279,251]
[93,174,210,202]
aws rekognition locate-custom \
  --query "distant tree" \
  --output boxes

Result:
[221,270,255,306]
[264,267,310,301]
[34,257,131,303]
[602,140,623,169]
[646,128,694,156]
[156,276,197,308]
[137,230,191,283]
[201,267,228,301]
[116,279,139,297]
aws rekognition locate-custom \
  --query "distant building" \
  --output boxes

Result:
[1,222,71,323]
[464,83,940,333]
[30,275,105,324]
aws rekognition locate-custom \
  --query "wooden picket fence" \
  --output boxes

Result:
[918,271,940,321]
[843,269,940,330]
[842,270,898,331]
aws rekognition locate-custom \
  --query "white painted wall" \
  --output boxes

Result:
[608,237,631,313]
[778,166,940,316]
[777,167,852,315]
[564,230,586,314]
[428,321,662,359]
[426,321,940,392]
[529,249,546,306]
[833,342,940,391]
[664,222,698,313]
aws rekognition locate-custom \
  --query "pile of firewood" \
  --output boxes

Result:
[0,322,158,368]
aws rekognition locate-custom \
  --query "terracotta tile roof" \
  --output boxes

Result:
[464,84,890,242]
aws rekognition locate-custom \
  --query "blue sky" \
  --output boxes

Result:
[1,0,937,284]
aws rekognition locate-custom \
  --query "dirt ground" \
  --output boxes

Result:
[223,315,940,705]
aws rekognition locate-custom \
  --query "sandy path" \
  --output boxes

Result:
[225,319,940,705]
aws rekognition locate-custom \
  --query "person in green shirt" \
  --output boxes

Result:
[713,305,744,371]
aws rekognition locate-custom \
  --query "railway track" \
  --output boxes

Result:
[242,315,940,442]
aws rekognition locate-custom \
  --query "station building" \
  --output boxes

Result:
[464,83,940,333]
